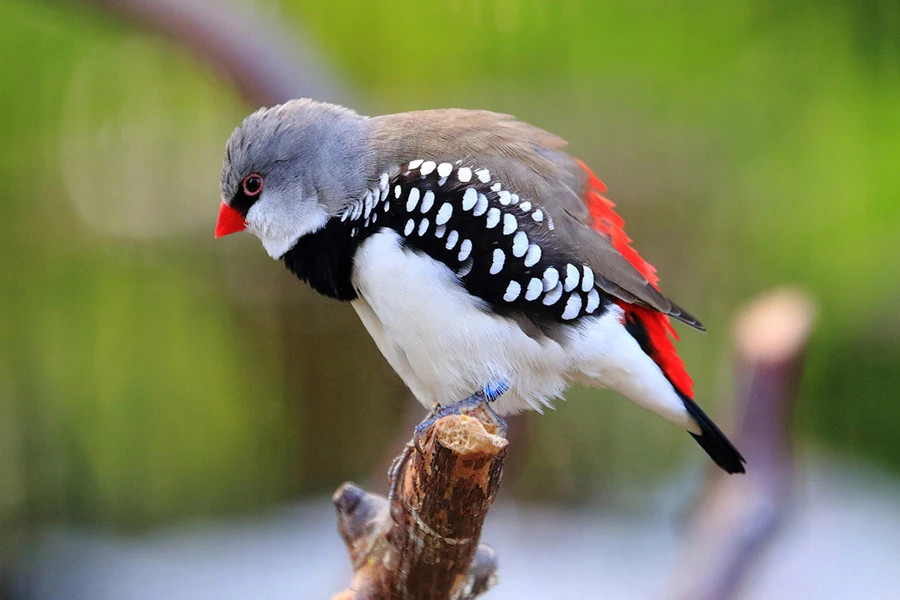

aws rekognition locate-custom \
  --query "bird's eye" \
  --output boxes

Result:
[242,173,264,197]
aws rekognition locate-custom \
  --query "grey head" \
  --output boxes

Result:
[220,98,374,258]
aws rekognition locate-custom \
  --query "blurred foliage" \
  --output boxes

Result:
[1,0,899,539]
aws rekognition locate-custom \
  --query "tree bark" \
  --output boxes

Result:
[333,404,507,600]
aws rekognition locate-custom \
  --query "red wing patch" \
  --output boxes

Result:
[577,160,694,398]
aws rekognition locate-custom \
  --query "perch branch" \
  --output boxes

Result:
[670,287,817,600]
[333,404,508,600]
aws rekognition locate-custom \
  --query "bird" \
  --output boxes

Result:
[215,98,745,474]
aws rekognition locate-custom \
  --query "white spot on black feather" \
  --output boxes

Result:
[581,266,595,292]
[446,230,459,250]
[435,202,453,225]
[562,293,583,320]
[418,218,429,236]
[403,219,414,236]
[406,187,420,212]
[542,267,559,291]
[462,188,477,211]
[486,208,501,229]
[586,289,601,313]
[420,190,435,213]
[511,231,528,258]
[490,249,505,275]
[437,162,452,178]
[543,282,563,305]
[525,278,543,301]
[420,161,436,176]
[502,213,517,235]
[458,239,473,262]
[564,264,580,292]
[457,167,472,182]
[473,193,489,216]
[524,244,541,267]
[503,280,521,301]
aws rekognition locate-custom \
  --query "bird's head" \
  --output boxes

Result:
[216,98,373,258]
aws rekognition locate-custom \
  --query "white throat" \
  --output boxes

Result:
[245,202,331,259]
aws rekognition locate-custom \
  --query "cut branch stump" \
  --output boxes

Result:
[333,405,507,600]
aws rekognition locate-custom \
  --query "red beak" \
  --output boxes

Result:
[215,201,247,238]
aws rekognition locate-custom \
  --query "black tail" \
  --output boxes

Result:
[680,393,746,474]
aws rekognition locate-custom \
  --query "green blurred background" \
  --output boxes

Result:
[1,0,899,547]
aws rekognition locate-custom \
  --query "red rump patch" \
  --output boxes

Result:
[577,161,694,398]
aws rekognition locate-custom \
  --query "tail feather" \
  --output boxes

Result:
[580,162,745,474]
[680,392,746,474]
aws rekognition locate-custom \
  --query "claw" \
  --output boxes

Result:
[413,380,511,444]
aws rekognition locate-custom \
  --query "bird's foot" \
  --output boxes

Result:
[413,380,510,440]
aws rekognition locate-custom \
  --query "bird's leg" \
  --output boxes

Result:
[413,380,509,440]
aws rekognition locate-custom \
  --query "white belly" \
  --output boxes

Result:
[351,230,569,415]
[350,229,693,428]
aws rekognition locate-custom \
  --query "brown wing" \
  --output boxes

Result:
[370,109,703,330]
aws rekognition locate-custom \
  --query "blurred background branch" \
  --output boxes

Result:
[670,288,817,600]
[70,0,351,106]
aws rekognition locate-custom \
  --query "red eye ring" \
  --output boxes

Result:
[241,173,264,197]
